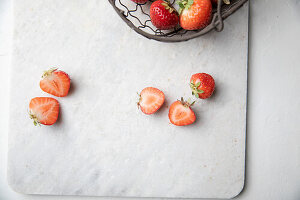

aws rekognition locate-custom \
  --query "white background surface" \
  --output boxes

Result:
[0,0,299,200]
[7,0,248,198]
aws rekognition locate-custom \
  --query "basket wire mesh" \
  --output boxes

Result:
[109,0,248,42]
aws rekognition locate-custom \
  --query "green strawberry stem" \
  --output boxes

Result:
[29,111,41,126]
[161,2,176,13]
[190,81,204,98]
[179,97,195,107]
[42,68,57,78]
[176,0,194,14]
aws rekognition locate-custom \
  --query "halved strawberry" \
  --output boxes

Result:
[138,87,165,115]
[190,73,215,99]
[168,98,196,126]
[29,97,60,126]
[40,68,71,97]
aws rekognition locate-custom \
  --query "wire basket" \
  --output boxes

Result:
[109,0,248,42]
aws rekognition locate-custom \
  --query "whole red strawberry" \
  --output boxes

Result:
[150,0,179,30]
[177,0,212,30]
[190,73,215,99]
[131,0,148,4]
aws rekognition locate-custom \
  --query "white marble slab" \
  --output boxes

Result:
[7,0,248,198]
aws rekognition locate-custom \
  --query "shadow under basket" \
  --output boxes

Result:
[109,0,248,42]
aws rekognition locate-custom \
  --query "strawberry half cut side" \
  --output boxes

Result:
[29,97,60,126]
[168,97,196,126]
[40,68,71,97]
[138,87,165,115]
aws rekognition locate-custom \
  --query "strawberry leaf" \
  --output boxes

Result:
[190,81,204,97]
[162,2,175,13]
[177,1,185,14]
[197,89,204,94]
[178,1,185,8]
[186,0,194,9]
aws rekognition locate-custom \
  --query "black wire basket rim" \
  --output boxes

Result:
[109,0,248,42]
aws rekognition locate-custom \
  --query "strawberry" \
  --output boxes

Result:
[168,98,196,126]
[177,0,212,30]
[29,97,60,126]
[190,73,215,99]
[150,0,179,30]
[211,0,230,6]
[138,87,165,115]
[131,0,148,4]
[40,68,71,97]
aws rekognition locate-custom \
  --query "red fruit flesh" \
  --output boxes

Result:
[40,69,71,97]
[29,97,60,126]
[190,73,215,99]
[168,100,196,126]
[150,0,179,30]
[138,87,165,115]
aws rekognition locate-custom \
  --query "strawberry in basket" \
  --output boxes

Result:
[177,0,212,30]
[150,0,179,30]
